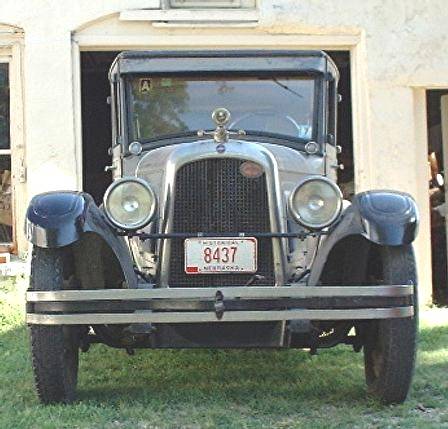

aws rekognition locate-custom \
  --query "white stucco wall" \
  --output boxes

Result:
[0,0,446,304]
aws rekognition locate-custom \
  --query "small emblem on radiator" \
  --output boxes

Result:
[216,144,226,153]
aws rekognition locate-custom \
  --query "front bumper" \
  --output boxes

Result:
[26,285,414,325]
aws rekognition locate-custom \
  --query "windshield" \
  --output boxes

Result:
[127,75,317,143]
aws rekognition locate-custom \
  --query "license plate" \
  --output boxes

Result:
[184,238,257,274]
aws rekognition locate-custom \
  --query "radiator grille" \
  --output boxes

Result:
[168,158,275,287]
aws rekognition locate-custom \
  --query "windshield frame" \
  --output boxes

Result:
[120,71,326,154]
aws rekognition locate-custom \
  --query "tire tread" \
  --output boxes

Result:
[29,247,78,404]
[364,245,417,404]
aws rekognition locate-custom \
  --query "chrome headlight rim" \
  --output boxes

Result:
[289,176,343,230]
[103,177,156,230]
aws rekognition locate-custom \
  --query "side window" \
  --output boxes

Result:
[0,62,12,244]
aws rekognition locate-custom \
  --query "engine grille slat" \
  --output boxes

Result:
[168,158,275,287]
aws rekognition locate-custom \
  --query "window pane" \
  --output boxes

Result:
[129,76,316,142]
[0,64,10,150]
[0,155,12,243]
[170,0,255,8]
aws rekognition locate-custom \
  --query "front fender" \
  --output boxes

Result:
[308,190,418,285]
[353,190,419,246]
[26,191,86,248]
[25,191,137,288]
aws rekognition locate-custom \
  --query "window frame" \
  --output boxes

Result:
[0,54,14,248]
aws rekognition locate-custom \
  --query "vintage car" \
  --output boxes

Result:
[25,50,418,405]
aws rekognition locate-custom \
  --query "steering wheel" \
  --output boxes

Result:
[228,110,305,136]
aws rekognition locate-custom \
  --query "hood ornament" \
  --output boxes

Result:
[197,107,246,143]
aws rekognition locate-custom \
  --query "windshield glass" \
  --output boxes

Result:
[128,76,316,142]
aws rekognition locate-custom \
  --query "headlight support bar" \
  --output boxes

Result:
[118,231,329,240]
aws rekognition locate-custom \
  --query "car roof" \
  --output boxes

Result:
[109,50,339,82]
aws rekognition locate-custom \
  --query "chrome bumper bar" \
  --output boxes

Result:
[26,285,414,325]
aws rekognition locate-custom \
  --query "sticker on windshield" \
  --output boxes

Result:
[161,78,172,87]
[139,78,152,94]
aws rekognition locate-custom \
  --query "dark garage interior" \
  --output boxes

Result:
[427,89,448,304]
[80,50,354,204]
[81,51,120,204]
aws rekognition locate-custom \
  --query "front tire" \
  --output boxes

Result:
[29,247,80,404]
[363,245,417,404]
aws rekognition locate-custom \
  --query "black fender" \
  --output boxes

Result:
[308,190,418,285]
[25,191,137,288]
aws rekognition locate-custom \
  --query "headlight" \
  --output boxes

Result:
[289,177,342,229]
[104,178,156,230]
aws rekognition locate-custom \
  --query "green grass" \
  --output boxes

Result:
[1,278,448,429]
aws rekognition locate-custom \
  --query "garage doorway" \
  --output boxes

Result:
[80,50,353,203]
[427,90,448,304]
